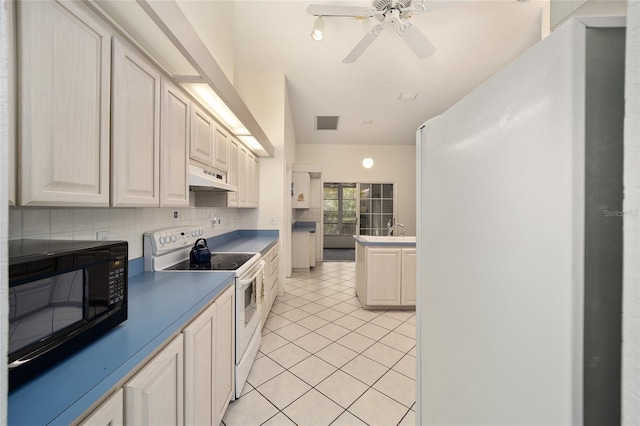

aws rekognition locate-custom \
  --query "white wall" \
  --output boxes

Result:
[177,1,236,84]
[296,144,417,237]
[623,0,640,422]
[236,72,296,281]
[7,200,258,260]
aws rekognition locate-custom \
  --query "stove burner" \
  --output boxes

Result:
[165,253,256,271]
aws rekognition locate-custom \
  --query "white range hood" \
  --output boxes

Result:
[188,164,237,192]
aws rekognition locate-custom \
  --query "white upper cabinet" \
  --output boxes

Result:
[214,128,229,172]
[17,0,111,206]
[111,38,161,207]
[238,145,250,208]
[292,172,310,209]
[227,139,239,207]
[251,154,259,208]
[190,103,215,167]
[160,79,190,207]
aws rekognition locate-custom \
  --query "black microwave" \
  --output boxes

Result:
[8,239,128,391]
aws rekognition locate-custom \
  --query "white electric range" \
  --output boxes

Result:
[143,226,265,398]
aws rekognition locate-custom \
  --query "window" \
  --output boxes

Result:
[359,183,394,236]
[323,183,357,236]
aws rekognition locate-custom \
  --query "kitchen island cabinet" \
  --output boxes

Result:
[354,236,416,308]
[17,0,111,206]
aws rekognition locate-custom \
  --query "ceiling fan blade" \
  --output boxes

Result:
[343,24,383,64]
[397,22,436,59]
[306,4,369,17]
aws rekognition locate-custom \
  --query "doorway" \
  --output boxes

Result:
[322,182,396,261]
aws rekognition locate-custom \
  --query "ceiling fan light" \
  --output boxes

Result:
[311,16,325,41]
[362,157,374,168]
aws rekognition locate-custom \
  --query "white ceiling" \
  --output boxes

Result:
[232,0,547,146]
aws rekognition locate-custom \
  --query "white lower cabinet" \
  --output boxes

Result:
[79,286,235,426]
[213,287,234,422]
[182,285,234,426]
[184,303,216,426]
[263,243,279,321]
[355,246,416,308]
[79,389,124,426]
[124,334,184,426]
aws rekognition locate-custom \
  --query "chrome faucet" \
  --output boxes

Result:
[387,219,393,236]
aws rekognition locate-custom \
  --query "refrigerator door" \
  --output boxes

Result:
[417,16,625,426]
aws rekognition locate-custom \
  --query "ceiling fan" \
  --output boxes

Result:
[306,0,436,63]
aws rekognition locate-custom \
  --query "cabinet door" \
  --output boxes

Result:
[160,80,189,207]
[401,248,417,306]
[79,389,124,426]
[366,248,402,305]
[292,172,310,209]
[184,303,216,426]
[124,334,184,426]
[214,287,234,423]
[18,0,111,206]
[227,140,239,207]
[214,128,229,172]
[111,38,161,207]
[190,103,214,166]
[238,146,249,208]
[251,155,260,207]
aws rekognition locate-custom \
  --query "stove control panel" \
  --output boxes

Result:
[143,226,205,256]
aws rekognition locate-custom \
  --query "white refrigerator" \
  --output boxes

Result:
[417,16,625,426]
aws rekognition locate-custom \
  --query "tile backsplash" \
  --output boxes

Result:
[9,201,259,259]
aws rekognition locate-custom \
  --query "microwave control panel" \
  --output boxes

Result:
[108,263,126,306]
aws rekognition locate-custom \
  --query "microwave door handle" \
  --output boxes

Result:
[238,260,265,286]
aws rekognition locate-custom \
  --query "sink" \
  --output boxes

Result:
[355,235,416,243]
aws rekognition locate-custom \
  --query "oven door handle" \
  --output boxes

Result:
[239,260,265,286]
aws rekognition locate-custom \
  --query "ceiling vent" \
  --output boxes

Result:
[315,116,340,130]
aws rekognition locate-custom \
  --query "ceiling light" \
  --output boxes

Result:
[362,120,373,169]
[311,16,325,41]
[182,83,248,135]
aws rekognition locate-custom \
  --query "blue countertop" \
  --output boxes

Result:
[292,222,316,233]
[8,230,278,425]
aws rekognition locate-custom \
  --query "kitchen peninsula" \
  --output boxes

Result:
[354,235,416,309]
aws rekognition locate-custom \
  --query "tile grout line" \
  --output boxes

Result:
[227,263,415,426]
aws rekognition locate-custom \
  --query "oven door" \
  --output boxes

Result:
[235,260,265,362]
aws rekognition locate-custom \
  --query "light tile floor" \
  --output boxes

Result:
[222,262,416,426]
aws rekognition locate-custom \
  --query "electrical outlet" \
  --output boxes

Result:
[96,231,109,241]
[173,211,178,219]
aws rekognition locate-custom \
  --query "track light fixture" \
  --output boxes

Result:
[311,16,325,41]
